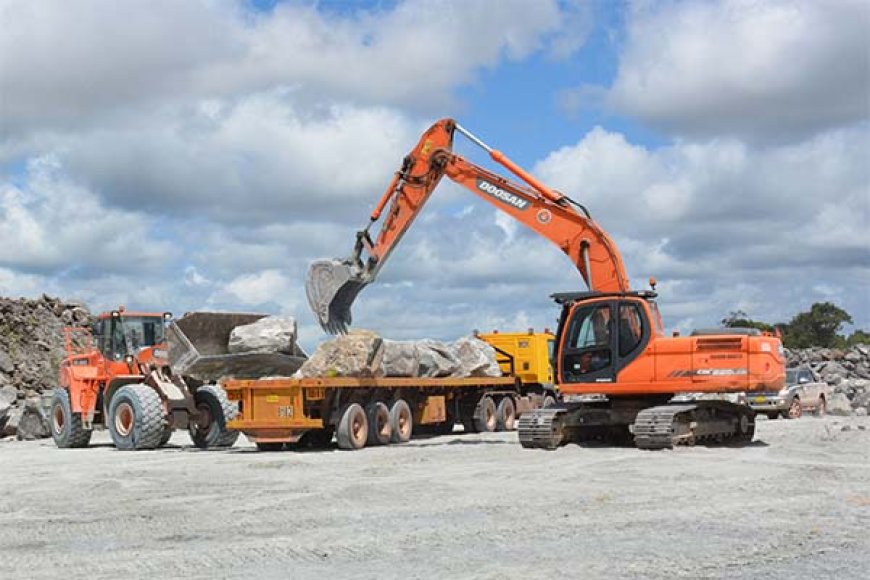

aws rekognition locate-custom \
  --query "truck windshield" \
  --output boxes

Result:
[121,317,166,350]
[785,370,798,384]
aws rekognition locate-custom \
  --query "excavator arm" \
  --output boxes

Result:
[306,118,630,333]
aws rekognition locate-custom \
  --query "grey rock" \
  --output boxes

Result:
[826,392,853,416]
[855,407,868,417]
[382,340,420,377]
[452,336,502,378]
[1,406,22,437]
[295,330,385,379]
[0,385,16,415]
[228,316,298,355]
[16,399,50,440]
[0,349,13,374]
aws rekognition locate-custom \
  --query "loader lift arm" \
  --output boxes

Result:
[307,118,630,333]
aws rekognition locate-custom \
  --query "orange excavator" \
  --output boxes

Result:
[306,119,784,449]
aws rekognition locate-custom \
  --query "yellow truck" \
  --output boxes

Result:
[221,330,558,451]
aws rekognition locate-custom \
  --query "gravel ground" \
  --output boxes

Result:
[1,415,868,580]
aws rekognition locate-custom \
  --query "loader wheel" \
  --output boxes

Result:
[496,397,516,431]
[366,401,392,446]
[389,399,413,444]
[337,403,368,450]
[108,384,164,450]
[50,388,92,448]
[189,384,239,449]
[159,426,173,446]
[474,396,497,433]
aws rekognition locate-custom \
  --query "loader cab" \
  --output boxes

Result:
[553,291,657,384]
[93,312,167,361]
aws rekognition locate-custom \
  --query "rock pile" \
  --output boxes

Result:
[786,344,870,415]
[0,295,91,439]
[295,331,501,379]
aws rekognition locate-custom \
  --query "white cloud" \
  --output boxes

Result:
[575,0,870,141]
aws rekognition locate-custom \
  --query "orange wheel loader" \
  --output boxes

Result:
[305,119,785,450]
[51,308,239,450]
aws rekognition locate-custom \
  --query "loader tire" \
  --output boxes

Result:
[366,401,392,446]
[474,396,497,433]
[389,399,413,443]
[337,403,368,450]
[189,384,239,449]
[50,388,91,449]
[108,384,165,450]
[496,397,516,431]
[159,426,173,446]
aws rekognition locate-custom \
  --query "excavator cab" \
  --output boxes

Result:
[553,292,658,385]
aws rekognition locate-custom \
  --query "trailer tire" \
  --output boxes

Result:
[366,401,392,446]
[337,403,368,450]
[50,388,92,448]
[496,397,516,431]
[189,384,239,449]
[474,396,497,433]
[389,399,413,444]
[108,384,165,450]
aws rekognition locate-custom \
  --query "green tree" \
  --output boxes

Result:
[721,310,774,333]
[846,329,870,347]
[782,302,853,349]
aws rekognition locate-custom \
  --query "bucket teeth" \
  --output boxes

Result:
[306,260,369,334]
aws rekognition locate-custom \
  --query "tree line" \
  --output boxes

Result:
[721,302,869,349]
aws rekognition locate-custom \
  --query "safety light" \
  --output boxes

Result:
[124,354,134,364]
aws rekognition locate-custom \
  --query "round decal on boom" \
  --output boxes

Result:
[537,209,552,224]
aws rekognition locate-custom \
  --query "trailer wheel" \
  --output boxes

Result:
[366,401,392,446]
[496,397,516,431]
[474,396,497,433]
[50,388,92,448]
[389,399,413,443]
[108,384,165,450]
[337,403,368,450]
[189,384,239,449]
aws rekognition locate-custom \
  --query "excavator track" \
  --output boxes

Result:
[632,402,755,450]
[517,407,566,449]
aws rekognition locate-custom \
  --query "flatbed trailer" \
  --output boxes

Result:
[224,375,542,451]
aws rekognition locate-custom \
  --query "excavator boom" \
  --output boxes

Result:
[306,118,630,333]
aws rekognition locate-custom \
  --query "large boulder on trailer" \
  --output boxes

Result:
[228,316,299,355]
[381,339,460,378]
[295,330,385,378]
[452,336,502,378]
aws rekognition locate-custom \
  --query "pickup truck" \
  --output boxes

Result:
[749,366,831,419]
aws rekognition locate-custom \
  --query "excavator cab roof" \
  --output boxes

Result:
[551,290,658,305]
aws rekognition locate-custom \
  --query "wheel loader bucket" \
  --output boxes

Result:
[167,312,306,381]
[306,259,369,334]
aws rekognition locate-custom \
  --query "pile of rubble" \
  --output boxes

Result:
[294,330,501,379]
[0,295,91,439]
[786,344,870,415]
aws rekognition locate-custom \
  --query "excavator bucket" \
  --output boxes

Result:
[306,259,369,334]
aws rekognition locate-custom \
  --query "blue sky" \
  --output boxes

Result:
[1,0,868,349]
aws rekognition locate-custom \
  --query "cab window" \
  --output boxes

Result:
[618,304,644,357]
[562,303,613,381]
